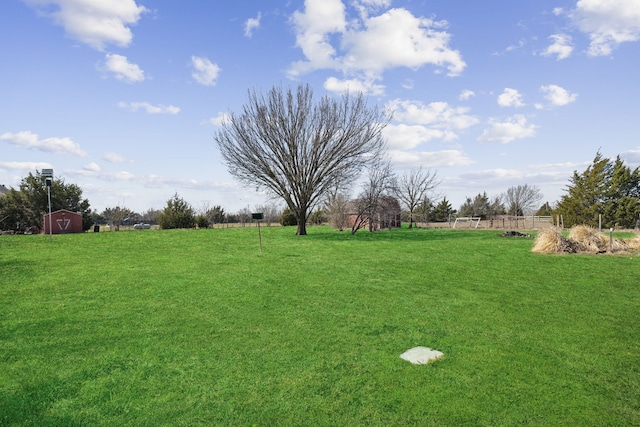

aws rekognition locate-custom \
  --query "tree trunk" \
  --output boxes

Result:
[296,221,307,235]
[296,207,308,235]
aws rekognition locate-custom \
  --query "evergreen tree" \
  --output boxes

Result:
[157,193,196,229]
[414,197,435,223]
[603,156,640,228]
[0,171,92,232]
[280,208,297,226]
[205,205,226,224]
[432,198,455,222]
[555,151,640,228]
[488,196,506,217]
[458,192,490,219]
[536,202,554,216]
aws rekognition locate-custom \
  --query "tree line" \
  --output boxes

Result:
[2,84,638,233]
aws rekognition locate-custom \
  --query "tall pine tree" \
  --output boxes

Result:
[555,152,640,228]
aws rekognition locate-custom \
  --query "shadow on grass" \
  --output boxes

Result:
[304,226,494,243]
[0,380,84,427]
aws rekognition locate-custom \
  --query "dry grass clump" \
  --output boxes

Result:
[532,228,560,253]
[623,236,640,251]
[569,225,607,254]
[532,225,639,255]
[532,228,579,254]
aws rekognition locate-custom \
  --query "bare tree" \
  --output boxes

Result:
[214,83,389,235]
[350,159,395,234]
[237,206,252,227]
[140,208,161,225]
[254,203,282,226]
[503,184,543,216]
[393,167,440,228]
[102,205,134,231]
[325,190,350,231]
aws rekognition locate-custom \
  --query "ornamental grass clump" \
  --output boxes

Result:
[569,225,607,254]
[532,225,640,254]
[532,228,580,254]
[531,228,561,254]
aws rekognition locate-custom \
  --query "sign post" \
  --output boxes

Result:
[252,212,264,254]
[42,169,53,243]
[609,227,614,252]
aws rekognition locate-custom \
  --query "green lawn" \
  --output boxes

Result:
[1,226,639,426]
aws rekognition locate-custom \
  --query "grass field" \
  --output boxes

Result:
[1,226,639,426]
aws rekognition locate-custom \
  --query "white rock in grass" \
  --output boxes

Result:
[400,346,444,365]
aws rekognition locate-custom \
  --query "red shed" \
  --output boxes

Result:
[43,209,84,234]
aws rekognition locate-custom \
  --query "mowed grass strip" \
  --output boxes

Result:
[1,226,639,425]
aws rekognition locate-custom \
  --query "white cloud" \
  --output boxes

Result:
[553,7,564,16]
[101,53,144,83]
[142,174,227,190]
[386,99,479,129]
[384,124,457,150]
[497,88,525,107]
[0,130,87,157]
[323,76,384,95]
[0,161,52,172]
[542,34,573,60]
[622,147,640,164]
[477,115,537,144]
[383,99,479,149]
[83,162,100,172]
[113,171,136,181]
[390,149,474,168]
[103,152,130,163]
[352,0,392,19]
[401,79,414,90]
[540,84,578,106]
[459,89,475,101]
[244,12,261,38]
[290,0,346,75]
[191,56,221,86]
[118,101,180,115]
[24,0,148,50]
[505,39,527,52]
[66,167,136,181]
[460,168,524,181]
[571,0,640,56]
[289,2,465,81]
[342,8,466,76]
[206,112,229,126]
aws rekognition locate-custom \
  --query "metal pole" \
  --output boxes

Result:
[609,228,613,252]
[257,220,263,254]
[47,184,52,243]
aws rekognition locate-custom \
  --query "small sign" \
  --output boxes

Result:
[42,169,53,178]
[252,212,264,220]
[56,218,71,231]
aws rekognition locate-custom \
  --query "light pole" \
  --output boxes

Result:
[42,169,53,242]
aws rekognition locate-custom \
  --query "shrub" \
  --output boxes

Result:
[196,214,210,229]
[280,208,297,226]
[158,193,196,229]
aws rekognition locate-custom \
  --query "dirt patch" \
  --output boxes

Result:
[501,231,531,238]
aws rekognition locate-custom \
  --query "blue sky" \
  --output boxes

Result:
[2,0,640,214]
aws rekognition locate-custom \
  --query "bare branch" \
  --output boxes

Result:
[503,184,543,216]
[215,84,390,235]
[393,167,441,228]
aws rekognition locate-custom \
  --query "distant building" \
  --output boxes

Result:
[347,196,402,231]
[43,209,84,234]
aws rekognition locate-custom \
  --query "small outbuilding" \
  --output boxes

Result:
[347,196,402,231]
[43,209,84,234]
